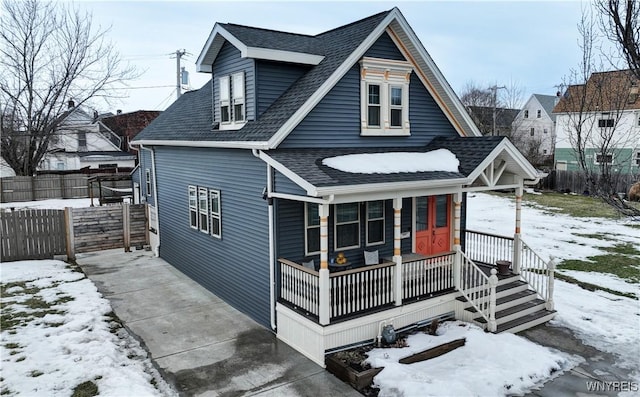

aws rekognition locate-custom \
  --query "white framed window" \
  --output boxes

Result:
[198,187,209,233]
[209,189,221,238]
[305,203,320,255]
[360,57,411,136]
[188,186,198,229]
[537,109,541,118]
[335,203,360,250]
[389,86,403,128]
[543,149,548,155]
[145,169,152,196]
[544,128,548,134]
[598,118,614,128]
[232,72,245,122]
[595,152,614,165]
[633,150,640,166]
[524,110,529,118]
[219,76,230,123]
[366,201,384,246]
[367,84,381,127]
[530,128,535,136]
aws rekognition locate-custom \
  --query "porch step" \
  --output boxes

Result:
[462,289,539,313]
[497,309,557,334]
[458,280,529,300]
[473,299,546,325]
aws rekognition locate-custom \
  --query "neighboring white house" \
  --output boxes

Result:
[553,70,640,175]
[40,101,136,172]
[511,94,559,161]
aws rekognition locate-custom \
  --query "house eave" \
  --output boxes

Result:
[313,177,469,198]
[131,139,270,150]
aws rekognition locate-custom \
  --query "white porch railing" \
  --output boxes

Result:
[279,259,319,317]
[465,230,514,265]
[329,262,395,320]
[402,252,455,301]
[521,241,556,309]
[458,250,498,332]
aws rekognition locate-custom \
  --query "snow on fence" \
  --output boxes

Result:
[0,204,148,262]
[0,174,131,203]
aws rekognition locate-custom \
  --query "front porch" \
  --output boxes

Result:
[276,230,556,367]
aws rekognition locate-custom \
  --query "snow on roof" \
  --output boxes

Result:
[321,149,459,174]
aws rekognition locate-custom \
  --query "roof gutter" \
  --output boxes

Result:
[132,139,270,150]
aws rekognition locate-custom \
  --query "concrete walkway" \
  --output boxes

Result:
[76,249,360,397]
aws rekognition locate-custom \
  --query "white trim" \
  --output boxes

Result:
[132,139,270,150]
[466,139,538,182]
[314,177,468,197]
[257,151,318,195]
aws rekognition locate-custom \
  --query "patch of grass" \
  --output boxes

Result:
[573,233,616,241]
[71,381,99,397]
[23,296,51,310]
[29,370,43,378]
[555,272,638,300]
[558,251,640,284]
[1,387,11,395]
[15,356,25,362]
[601,243,640,256]
[0,281,39,297]
[4,343,20,350]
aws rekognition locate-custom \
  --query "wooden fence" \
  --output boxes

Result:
[1,174,131,203]
[537,170,638,196]
[1,203,148,262]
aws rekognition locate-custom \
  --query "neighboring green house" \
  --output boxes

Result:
[553,70,640,175]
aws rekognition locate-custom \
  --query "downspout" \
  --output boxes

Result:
[140,144,160,256]
[253,149,277,331]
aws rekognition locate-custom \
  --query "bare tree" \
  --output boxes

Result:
[0,0,137,176]
[459,80,523,136]
[596,0,640,79]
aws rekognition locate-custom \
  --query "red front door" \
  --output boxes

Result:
[415,195,451,256]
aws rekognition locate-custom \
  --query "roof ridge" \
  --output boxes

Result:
[316,9,393,37]
[220,22,317,38]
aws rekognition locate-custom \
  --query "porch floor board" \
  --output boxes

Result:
[472,299,546,323]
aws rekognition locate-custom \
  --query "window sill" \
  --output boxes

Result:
[219,121,246,131]
[360,128,410,137]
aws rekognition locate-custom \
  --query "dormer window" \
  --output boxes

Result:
[360,57,412,136]
[219,72,245,130]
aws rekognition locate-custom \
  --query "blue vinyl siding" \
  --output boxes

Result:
[280,38,458,148]
[273,170,307,196]
[255,60,309,117]
[213,41,255,123]
[153,146,271,327]
[364,31,405,60]
[140,148,155,206]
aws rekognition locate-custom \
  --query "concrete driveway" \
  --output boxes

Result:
[76,249,359,397]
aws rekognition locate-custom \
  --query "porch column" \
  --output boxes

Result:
[318,204,330,325]
[393,198,403,306]
[513,186,523,274]
[453,192,462,289]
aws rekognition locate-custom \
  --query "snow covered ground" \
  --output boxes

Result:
[0,260,176,396]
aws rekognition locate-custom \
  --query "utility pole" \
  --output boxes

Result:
[489,84,506,136]
[175,49,186,99]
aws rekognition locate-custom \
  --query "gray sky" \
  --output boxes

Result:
[77,1,587,113]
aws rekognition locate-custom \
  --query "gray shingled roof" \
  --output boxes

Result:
[533,94,559,121]
[266,136,504,188]
[134,10,392,143]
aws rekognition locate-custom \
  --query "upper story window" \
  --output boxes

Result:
[219,72,245,130]
[530,128,535,136]
[145,169,152,196]
[524,110,529,118]
[360,57,412,136]
[598,118,614,128]
[537,109,541,118]
[77,132,87,151]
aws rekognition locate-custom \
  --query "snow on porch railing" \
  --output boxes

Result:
[520,240,555,309]
[278,258,319,318]
[458,249,499,332]
[329,261,395,320]
[465,230,514,265]
[402,252,455,301]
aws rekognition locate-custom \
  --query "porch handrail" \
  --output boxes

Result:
[458,249,498,332]
[279,258,319,317]
[402,252,455,301]
[520,240,555,308]
[464,230,514,265]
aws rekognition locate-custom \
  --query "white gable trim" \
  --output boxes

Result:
[256,151,317,195]
[196,24,324,73]
[466,138,539,183]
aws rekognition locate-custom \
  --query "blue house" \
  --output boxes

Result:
[133,8,556,366]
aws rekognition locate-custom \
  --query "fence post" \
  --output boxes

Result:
[122,203,131,252]
[64,207,75,260]
[488,269,498,332]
